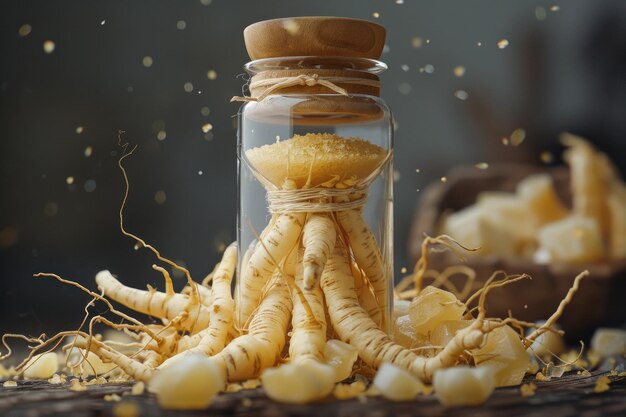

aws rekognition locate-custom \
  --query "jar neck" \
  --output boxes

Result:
[243,56,386,99]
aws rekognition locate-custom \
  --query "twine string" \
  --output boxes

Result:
[231,74,381,102]
[267,187,367,214]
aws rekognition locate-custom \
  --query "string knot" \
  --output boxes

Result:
[300,74,319,86]
[231,73,380,103]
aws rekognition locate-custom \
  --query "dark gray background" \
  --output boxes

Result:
[1,0,625,335]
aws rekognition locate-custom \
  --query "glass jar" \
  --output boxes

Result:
[234,17,394,333]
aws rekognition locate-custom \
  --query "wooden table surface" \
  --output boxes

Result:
[1,358,625,417]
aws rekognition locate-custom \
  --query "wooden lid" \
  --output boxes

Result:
[244,17,386,60]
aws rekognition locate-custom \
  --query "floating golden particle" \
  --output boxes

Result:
[84,146,93,157]
[75,126,84,134]
[502,137,510,145]
[66,176,74,185]
[156,130,167,141]
[453,66,466,77]
[3,381,17,388]
[44,202,59,217]
[84,179,97,193]
[411,37,423,48]
[475,162,489,170]
[201,123,213,133]
[415,168,420,173]
[154,190,167,204]
[396,0,404,3]
[440,176,447,183]
[176,20,187,30]
[398,83,411,95]
[550,5,560,12]
[372,12,380,18]
[18,24,32,37]
[184,82,194,92]
[43,40,55,54]
[510,128,526,146]
[535,6,547,21]
[400,267,407,274]
[454,90,469,101]
[142,56,153,68]
[476,41,482,47]
[497,39,510,49]
[206,70,217,80]
[0,226,18,248]
[540,151,554,164]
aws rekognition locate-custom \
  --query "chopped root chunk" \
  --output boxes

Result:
[324,339,359,382]
[473,325,529,387]
[23,352,59,379]
[409,287,465,336]
[373,363,424,401]
[261,362,335,404]
[148,353,224,410]
[590,328,626,357]
[433,366,495,406]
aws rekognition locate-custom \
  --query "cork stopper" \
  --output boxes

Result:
[245,133,387,188]
[244,17,386,61]
[239,17,387,123]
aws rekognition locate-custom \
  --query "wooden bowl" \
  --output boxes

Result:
[408,164,626,341]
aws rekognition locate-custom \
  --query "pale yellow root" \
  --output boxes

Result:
[237,183,305,327]
[302,214,336,290]
[348,261,381,326]
[210,278,292,382]
[561,133,611,235]
[182,284,213,308]
[322,249,487,383]
[72,333,154,382]
[524,270,588,348]
[321,250,418,371]
[289,275,327,366]
[336,199,388,328]
[186,243,237,356]
[95,271,210,333]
